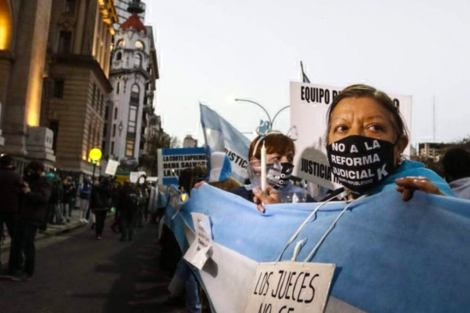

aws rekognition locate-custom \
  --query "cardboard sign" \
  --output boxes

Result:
[244,262,336,313]
[129,172,139,183]
[184,213,213,270]
[157,147,207,185]
[290,81,412,189]
[105,160,119,176]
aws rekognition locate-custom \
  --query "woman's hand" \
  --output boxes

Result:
[252,186,280,213]
[194,181,207,189]
[395,177,444,201]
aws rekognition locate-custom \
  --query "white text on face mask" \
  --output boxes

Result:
[330,153,381,166]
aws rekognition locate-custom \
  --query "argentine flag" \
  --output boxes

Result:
[200,104,251,183]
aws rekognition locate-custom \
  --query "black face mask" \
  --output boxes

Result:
[326,135,397,193]
[266,162,294,190]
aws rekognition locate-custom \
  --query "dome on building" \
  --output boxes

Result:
[120,14,147,34]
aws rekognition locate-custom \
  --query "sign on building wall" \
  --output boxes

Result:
[290,82,412,189]
[157,147,207,185]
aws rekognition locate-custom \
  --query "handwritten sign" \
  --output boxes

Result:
[105,160,119,176]
[184,213,213,270]
[244,262,336,313]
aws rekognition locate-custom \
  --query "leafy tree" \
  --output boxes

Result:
[139,131,180,176]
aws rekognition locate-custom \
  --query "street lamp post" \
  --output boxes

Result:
[89,148,102,180]
[234,99,289,132]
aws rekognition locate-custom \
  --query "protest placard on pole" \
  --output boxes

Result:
[105,160,119,176]
[157,147,207,185]
[290,82,412,189]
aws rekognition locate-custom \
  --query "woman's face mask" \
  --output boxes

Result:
[326,135,397,193]
[247,159,294,190]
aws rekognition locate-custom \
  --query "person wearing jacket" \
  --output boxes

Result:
[9,161,51,281]
[90,178,112,240]
[62,177,75,223]
[0,155,24,274]
[442,147,470,200]
[79,176,92,223]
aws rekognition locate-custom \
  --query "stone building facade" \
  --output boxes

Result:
[0,0,55,171]
[40,0,118,174]
[103,3,158,162]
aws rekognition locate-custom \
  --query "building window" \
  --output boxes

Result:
[114,107,118,119]
[53,80,65,98]
[134,54,142,68]
[135,40,144,49]
[112,124,116,137]
[127,106,137,134]
[49,121,59,151]
[100,94,104,115]
[58,31,72,54]
[130,85,139,104]
[116,82,120,94]
[64,0,76,13]
[111,141,115,155]
[102,140,106,152]
[105,106,109,120]
[91,83,96,107]
[126,140,134,157]
[116,51,122,61]
[103,124,107,137]
[117,39,125,47]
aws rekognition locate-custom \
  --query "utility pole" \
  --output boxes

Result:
[433,95,436,143]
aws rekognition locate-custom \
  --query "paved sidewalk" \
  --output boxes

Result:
[0,208,113,252]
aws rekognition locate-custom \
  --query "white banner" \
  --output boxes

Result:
[290,82,412,189]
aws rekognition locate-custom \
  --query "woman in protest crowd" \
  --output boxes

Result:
[253,84,452,209]
[442,147,470,199]
[90,177,113,240]
[230,133,314,212]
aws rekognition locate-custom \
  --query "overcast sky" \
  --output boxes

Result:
[144,0,470,146]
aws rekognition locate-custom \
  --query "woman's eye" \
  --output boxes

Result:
[335,125,348,132]
[368,124,383,132]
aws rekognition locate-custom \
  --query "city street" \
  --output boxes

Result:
[0,222,184,313]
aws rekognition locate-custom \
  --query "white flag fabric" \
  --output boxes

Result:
[200,104,251,183]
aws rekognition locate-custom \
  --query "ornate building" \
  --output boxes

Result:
[103,0,158,162]
[0,0,55,171]
[40,0,118,174]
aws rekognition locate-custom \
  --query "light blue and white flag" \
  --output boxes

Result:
[200,104,251,183]
[167,186,470,313]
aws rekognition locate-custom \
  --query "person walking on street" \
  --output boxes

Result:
[0,155,24,275]
[9,161,52,281]
[62,177,75,223]
[119,182,140,242]
[90,178,112,240]
[79,176,92,223]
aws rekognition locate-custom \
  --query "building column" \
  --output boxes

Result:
[73,0,88,54]
[2,0,53,156]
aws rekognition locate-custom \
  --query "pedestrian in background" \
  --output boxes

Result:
[90,178,112,240]
[9,161,51,281]
[62,177,75,223]
[119,182,141,242]
[79,176,92,223]
[442,147,470,200]
[0,155,24,275]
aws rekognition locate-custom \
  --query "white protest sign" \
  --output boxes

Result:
[105,160,119,176]
[129,172,139,183]
[157,147,207,185]
[290,82,412,189]
[244,262,336,313]
[184,213,213,270]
